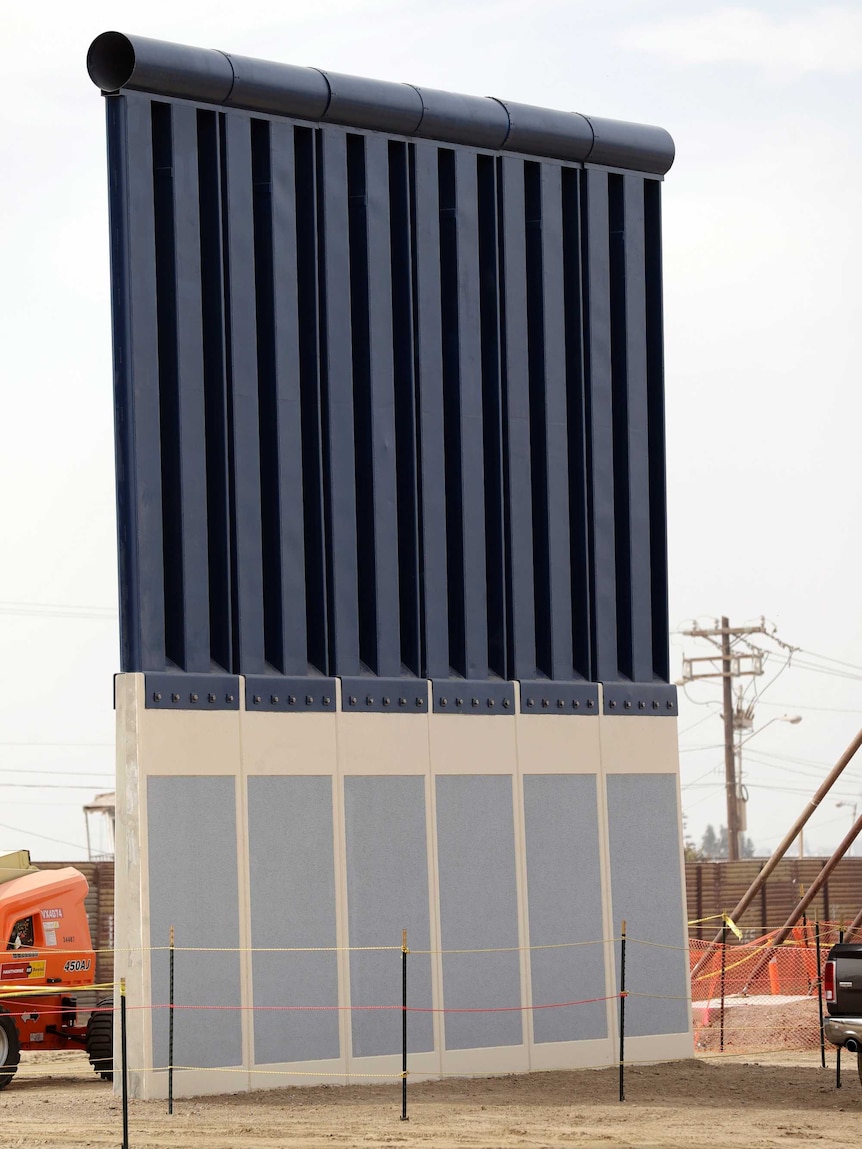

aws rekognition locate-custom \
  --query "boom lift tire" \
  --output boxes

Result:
[0,1007,21,1090]
[86,998,113,1080]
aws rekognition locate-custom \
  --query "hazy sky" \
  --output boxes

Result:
[1,1,861,862]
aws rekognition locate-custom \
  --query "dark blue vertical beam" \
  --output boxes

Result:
[561,168,591,680]
[453,150,488,679]
[581,167,619,683]
[318,127,361,676]
[222,112,266,674]
[644,178,669,683]
[411,142,449,678]
[196,109,233,674]
[151,101,184,669]
[498,157,536,681]
[364,135,402,676]
[388,142,421,677]
[608,175,632,680]
[538,164,575,682]
[623,175,653,683]
[263,119,308,674]
[107,92,166,672]
[170,103,211,672]
[294,126,329,674]
[477,156,506,680]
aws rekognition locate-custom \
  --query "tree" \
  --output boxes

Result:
[683,814,705,861]
[700,824,756,860]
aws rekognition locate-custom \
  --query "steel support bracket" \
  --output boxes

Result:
[144,673,240,710]
[245,676,336,713]
[339,678,428,713]
[431,680,516,715]
[602,682,678,716]
[519,680,599,714]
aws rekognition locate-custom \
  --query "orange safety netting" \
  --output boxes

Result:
[688,922,845,1053]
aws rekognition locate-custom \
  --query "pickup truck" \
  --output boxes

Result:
[824,942,862,1080]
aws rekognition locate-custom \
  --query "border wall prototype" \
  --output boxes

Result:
[88,31,691,1097]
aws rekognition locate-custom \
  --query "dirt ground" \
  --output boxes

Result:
[2,1050,861,1149]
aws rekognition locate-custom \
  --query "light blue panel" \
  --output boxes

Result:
[606,773,689,1036]
[344,776,433,1056]
[524,775,607,1043]
[147,776,242,1069]
[436,775,522,1050]
[248,776,339,1064]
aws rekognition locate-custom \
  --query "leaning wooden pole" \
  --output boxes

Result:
[742,809,862,991]
[691,728,862,980]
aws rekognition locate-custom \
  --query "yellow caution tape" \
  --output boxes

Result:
[722,913,742,940]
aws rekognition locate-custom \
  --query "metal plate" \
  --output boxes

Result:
[144,673,240,710]
[431,680,515,715]
[519,681,599,714]
[340,678,428,713]
[602,682,678,716]
[245,676,336,713]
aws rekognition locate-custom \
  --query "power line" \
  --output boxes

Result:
[0,741,113,748]
[0,601,116,619]
[0,782,113,790]
[0,819,86,852]
[0,768,114,778]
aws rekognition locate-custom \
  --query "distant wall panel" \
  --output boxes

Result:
[436,775,522,1050]
[344,776,433,1056]
[248,776,339,1064]
[147,776,242,1067]
[523,775,607,1043]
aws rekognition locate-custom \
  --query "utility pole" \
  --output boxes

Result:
[680,617,767,861]
[721,618,737,859]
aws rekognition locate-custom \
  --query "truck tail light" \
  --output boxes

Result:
[824,960,835,1002]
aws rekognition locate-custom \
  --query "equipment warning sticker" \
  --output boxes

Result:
[0,959,46,981]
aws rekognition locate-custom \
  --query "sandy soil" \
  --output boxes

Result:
[2,1050,861,1149]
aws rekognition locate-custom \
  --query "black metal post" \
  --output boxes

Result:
[120,977,129,1149]
[401,929,409,1121]
[169,925,175,1114]
[720,921,727,1053]
[815,921,825,1069]
[619,920,626,1102]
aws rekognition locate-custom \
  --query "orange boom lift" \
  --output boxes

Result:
[0,850,112,1089]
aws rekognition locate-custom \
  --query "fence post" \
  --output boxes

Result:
[168,925,175,1115]
[618,920,626,1103]
[815,920,825,1069]
[719,921,727,1053]
[120,977,129,1149]
[401,928,409,1121]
